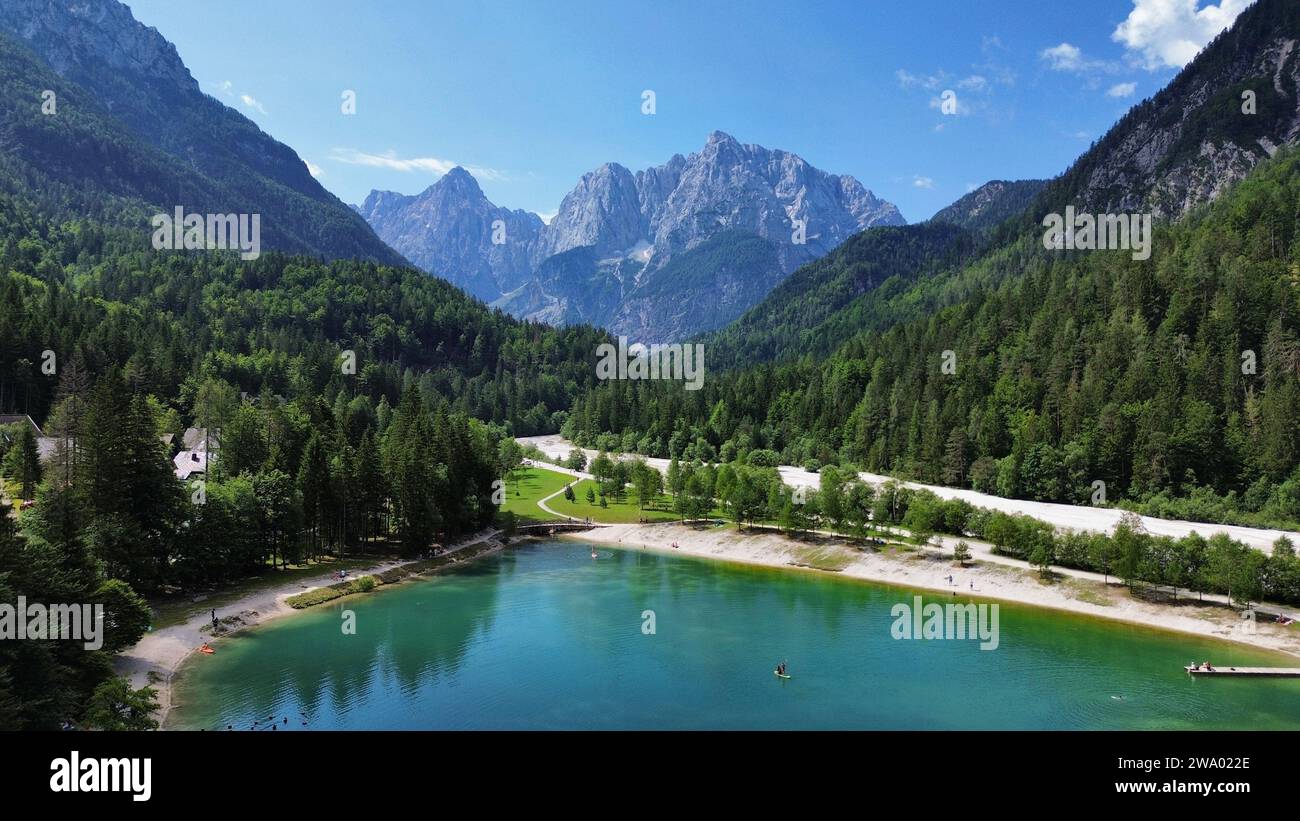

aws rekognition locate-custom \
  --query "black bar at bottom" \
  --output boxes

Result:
[1,730,1286,808]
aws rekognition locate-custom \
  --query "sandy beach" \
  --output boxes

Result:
[117,529,504,726]
[564,520,1300,659]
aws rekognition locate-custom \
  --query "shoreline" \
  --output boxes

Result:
[561,521,1300,661]
[117,529,505,728]
[131,518,1300,730]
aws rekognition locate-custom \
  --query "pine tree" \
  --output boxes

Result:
[297,432,332,558]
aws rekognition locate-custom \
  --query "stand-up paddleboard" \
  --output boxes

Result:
[774,669,791,679]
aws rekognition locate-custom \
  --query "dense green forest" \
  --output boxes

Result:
[0,174,613,728]
[0,193,606,430]
[695,223,979,370]
[565,147,1300,531]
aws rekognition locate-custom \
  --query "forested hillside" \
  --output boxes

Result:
[695,0,1300,372]
[0,21,404,264]
[0,182,608,728]
[696,223,978,369]
[565,147,1300,531]
[929,180,1047,234]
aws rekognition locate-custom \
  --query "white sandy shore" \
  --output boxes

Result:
[565,520,1300,659]
[116,529,503,726]
[519,434,1300,553]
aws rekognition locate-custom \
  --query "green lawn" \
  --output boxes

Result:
[499,465,573,524]
[545,477,726,524]
[498,465,725,525]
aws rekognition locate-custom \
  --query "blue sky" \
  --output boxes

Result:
[124,0,1249,221]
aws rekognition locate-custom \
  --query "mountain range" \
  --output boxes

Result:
[356,131,904,340]
[3,0,1297,369]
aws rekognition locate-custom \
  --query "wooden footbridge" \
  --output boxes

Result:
[514,522,608,536]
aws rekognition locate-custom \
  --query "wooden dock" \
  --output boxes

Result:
[1185,665,1300,677]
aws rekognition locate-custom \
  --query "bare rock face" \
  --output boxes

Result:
[356,168,542,302]
[644,131,903,273]
[0,0,197,92]
[1056,1,1300,220]
[533,163,644,263]
[361,131,903,336]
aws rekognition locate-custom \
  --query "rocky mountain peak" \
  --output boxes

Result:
[0,0,197,92]
[360,132,905,337]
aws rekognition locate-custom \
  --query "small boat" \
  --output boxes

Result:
[199,644,215,655]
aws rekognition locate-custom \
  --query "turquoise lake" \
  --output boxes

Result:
[169,541,1300,730]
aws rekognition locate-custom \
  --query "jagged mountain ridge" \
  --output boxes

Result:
[358,131,904,338]
[356,169,542,302]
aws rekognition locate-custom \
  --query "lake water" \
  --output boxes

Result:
[169,541,1300,730]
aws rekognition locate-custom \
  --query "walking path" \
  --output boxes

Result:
[522,458,599,522]
[519,435,1300,553]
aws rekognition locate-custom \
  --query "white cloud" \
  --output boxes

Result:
[898,69,990,95]
[1041,42,1084,70]
[896,69,945,90]
[1107,82,1139,97]
[912,176,936,189]
[304,160,324,178]
[1040,42,1118,73]
[240,94,267,115]
[209,80,270,116]
[1112,0,1249,70]
[329,148,505,181]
